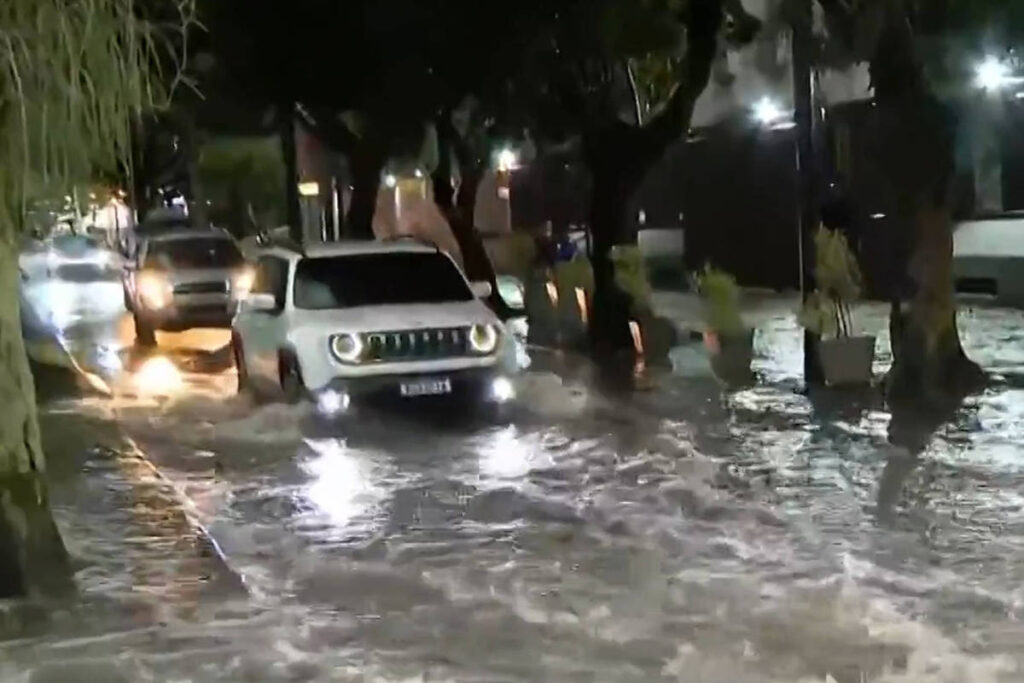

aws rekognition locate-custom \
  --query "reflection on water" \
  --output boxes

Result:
[476,425,553,483]
[11,294,1024,680]
[302,439,390,532]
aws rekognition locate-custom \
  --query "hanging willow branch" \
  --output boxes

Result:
[0,0,195,243]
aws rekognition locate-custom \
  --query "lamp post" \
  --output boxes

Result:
[972,56,1019,214]
[792,0,824,385]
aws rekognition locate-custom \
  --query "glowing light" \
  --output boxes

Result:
[575,287,588,326]
[137,271,173,309]
[976,56,1014,91]
[132,356,183,396]
[477,426,549,482]
[545,281,559,306]
[316,389,350,416]
[490,376,516,404]
[384,174,398,189]
[233,267,256,298]
[496,148,518,172]
[752,97,785,126]
[629,320,645,356]
[413,168,424,178]
[298,181,320,197]
[469,324,499,355]
[303,439,385,530]
[330,333,364,364]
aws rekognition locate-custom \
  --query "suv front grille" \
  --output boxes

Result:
[365,328,470,362]
[174,280,228,295]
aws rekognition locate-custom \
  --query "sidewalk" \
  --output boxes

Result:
[650,289,803,339]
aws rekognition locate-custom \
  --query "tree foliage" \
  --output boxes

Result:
[0,0,195,241]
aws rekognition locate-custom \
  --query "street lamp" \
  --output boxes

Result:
[752,97,785,126]
[496,148,518,172]
[976,56,1015,91]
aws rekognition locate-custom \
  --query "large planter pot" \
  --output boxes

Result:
[704,328,755,386]
[818,335,875,387]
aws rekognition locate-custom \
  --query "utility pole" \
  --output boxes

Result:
[793,0,824,385]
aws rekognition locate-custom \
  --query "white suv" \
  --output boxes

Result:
[231,239,518,416]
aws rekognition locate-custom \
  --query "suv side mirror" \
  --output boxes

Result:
[470,281,493,299]
[246,292,278,313]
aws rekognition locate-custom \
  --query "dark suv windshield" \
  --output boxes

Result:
[145,237,243,269]
[294,252,473,309]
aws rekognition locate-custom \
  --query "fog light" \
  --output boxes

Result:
[490,376,515,403]
[316,389,350,416]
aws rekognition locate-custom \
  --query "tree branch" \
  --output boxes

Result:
[635,0,728,159]
[294,102,358,155]
[624,59,644,126]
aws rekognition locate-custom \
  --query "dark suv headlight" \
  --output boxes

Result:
[330,333,365,364]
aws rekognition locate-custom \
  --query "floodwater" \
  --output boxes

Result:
[5,272,1024,682]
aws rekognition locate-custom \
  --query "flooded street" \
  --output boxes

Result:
[6,274,1024,682]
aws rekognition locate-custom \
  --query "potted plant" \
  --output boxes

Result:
[695,265,754,385]
[799,226,876,386]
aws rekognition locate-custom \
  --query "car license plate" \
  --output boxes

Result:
[400,378,452,397]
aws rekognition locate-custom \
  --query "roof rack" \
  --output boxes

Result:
[380,234,440,251]
[255,230,304,255]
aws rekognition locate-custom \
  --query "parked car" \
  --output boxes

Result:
[44,233,120,280]
[123,228,252,346]
[953,215,1024,307]
[231,239,518,416]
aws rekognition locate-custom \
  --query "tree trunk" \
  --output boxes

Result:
[279,108,302,243]
[346,145,385,240]
[183,114,208,229]
[588,159,638,356]
[887,205,983,403]
[432,143,511,317]
[0,242,72,598]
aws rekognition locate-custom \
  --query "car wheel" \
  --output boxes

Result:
[280,354,306,404]
[232,334,250,395]
[134,314,156,347]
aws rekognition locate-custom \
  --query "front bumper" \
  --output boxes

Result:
[136,299,237,331]
[320,366,505,405]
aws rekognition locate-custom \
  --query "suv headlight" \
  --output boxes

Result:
[330,333,365,364]
[138,271,173,309]
[233,266,256,298]
[469,324,500,355]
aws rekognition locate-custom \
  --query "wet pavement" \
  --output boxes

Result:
[5,271,1024,681]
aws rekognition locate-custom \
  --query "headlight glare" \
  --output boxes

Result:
[138,271,172,309]
[233,267,256,297]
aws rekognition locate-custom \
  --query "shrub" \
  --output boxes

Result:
[799,226,863,338]
[695,265,745,337]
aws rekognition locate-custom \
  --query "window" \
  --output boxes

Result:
[144,237,244,269]
[254,256,289,310]
[293,252,473,310]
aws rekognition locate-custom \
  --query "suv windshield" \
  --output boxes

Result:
[145,237,243,270]
[294,252,473,309]
[52,234,101,255]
